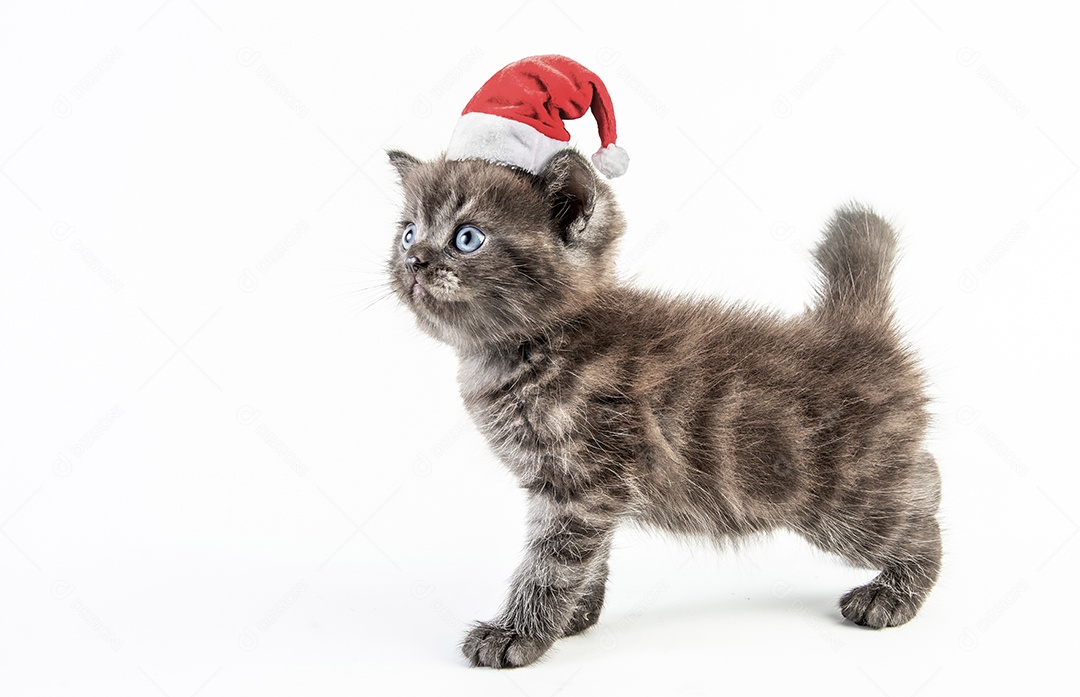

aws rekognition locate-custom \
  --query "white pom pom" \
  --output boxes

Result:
[591,144,629,178]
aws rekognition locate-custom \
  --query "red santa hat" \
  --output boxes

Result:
[445,54,629,178]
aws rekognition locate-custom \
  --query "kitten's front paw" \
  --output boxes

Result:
[461,622,550,668]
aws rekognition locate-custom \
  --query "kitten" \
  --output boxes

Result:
[386,148,942,668]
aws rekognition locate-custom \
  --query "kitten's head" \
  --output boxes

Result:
[386,149,625,350]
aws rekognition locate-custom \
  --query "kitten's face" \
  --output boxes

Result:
[387,150,624,349]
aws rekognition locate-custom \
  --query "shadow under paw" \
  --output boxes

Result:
[839,582,919,629]
[461,622,550,668]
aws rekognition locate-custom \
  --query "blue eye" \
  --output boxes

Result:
[401,223,416,250]
[454,225,486,253]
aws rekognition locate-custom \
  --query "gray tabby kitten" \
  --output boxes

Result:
[386,148,942,668]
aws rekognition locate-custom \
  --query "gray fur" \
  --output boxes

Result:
[386,149,942,668]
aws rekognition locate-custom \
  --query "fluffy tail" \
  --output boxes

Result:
[811,204,898,326]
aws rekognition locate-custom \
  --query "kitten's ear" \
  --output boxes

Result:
[387,150,422,183]
[538,150,596,246]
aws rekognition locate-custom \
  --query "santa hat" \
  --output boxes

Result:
[445,54,629,178]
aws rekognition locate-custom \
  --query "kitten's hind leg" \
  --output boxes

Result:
[839,515,942,628]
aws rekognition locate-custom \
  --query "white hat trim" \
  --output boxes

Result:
[445,111,567,174]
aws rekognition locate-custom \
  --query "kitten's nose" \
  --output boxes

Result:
[405,254,427,273]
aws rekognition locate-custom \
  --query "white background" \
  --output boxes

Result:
[2,2,1077,695]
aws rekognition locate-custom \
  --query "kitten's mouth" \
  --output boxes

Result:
[410,278,427,297]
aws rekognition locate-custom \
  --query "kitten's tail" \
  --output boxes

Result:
[811,204,898,327]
